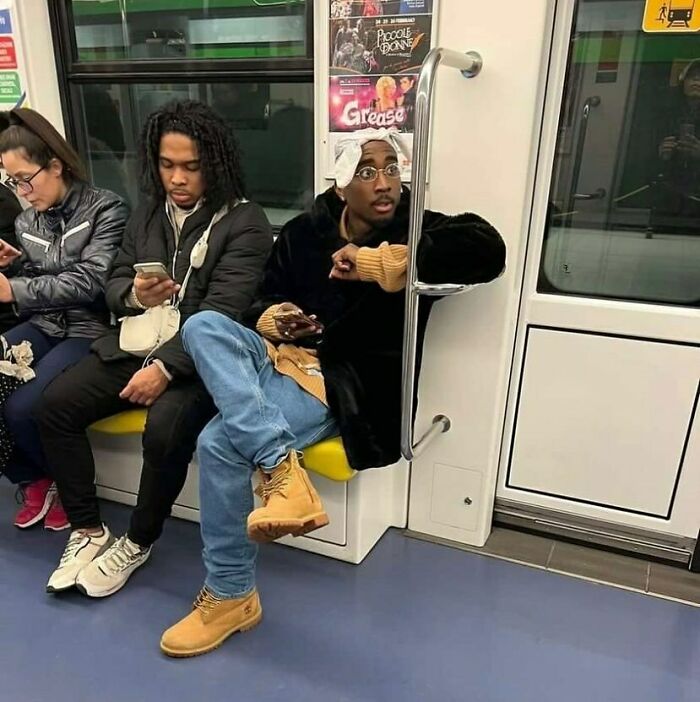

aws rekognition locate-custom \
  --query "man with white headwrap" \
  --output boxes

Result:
[160,128,506,658]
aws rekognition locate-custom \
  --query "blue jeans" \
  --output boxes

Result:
[2,322,92,483]
[181,311,337,598]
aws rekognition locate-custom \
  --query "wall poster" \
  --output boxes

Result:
[0,1,27,110]
[328,0,436,176]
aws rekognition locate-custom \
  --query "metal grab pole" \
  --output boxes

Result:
[564,96,601,226]
[400,48,483,462]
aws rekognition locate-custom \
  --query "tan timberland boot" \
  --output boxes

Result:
[160,588,262,658]
[247,451,329,543]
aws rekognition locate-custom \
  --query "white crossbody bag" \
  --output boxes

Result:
[119,205,230,358]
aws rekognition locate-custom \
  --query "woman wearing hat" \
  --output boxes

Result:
[0,108,128,530]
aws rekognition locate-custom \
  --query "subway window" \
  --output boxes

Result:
[50,1,313,225]
[70,0,308,61]
[539,0,700,306]
[78,81,314,224]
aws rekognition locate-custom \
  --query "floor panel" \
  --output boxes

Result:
[2,484,699,702]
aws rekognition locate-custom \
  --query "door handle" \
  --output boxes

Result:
[573,187,607,201]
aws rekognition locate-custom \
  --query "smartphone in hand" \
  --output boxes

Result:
[273,308,323,330]
[0,238,21,256]
[133,262,170,280]
[0,238,21,267]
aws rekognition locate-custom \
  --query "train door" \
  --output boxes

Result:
[496,0,700,558]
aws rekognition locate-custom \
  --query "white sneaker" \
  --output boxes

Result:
[75,535,151,598]
[46,526,114,593]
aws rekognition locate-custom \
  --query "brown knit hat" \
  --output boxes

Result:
[6,108,87,181]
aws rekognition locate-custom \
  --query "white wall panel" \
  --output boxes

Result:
[508,328,700,517]
[405,0,554,545]
[13,1,64,133]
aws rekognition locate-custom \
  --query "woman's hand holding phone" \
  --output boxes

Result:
[0,239,21,268]
[274,303,323,340]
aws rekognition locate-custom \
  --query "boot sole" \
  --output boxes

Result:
[160,610,263,658]
[247,511,329,543]
[44,522,71,532]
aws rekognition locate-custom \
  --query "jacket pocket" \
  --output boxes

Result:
[61,220,91,257]
[20,232,50,251]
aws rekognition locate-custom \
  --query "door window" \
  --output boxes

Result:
[540,1,700,306]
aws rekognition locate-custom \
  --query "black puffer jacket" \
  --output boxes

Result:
[244,187,506,470]
[6,183,129,339]
[92,198,273,377]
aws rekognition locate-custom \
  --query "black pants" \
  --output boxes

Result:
[36,352,216,546]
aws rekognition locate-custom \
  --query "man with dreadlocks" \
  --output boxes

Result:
[37,100,273,597]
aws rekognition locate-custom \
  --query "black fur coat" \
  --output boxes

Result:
[244,187,505,470]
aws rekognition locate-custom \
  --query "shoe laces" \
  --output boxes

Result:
[59,531,90,566]
[193,588,222,615]
[255,464,293,503]
[99,536,146,575]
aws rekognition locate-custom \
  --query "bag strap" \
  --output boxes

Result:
[175,202,242,308]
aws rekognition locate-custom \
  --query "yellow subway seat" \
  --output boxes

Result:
[89,410,355,482]
[90,409,147,435]
[301,436,355,482]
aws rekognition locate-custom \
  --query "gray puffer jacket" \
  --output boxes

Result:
[7,182,129,339]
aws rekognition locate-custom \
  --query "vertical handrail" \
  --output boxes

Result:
[564,95,600,225]
[400,48,483,461]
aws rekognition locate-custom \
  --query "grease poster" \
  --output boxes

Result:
[328,0,437,174]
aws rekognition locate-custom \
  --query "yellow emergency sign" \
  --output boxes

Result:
[643,0,700,32]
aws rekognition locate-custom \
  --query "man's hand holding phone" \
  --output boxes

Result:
[0,239,21,268]
[133,262,180,308]
[273,303,323,341]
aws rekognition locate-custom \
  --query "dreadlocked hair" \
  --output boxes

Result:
[140,100,246,210]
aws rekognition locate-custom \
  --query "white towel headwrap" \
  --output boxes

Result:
[334,128,411,188]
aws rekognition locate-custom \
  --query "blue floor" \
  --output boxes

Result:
[1,483,699,702]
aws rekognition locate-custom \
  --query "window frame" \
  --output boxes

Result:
[48,0,314,150]
[534,4,700,308]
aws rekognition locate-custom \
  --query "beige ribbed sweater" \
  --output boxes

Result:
[255,209,408,404]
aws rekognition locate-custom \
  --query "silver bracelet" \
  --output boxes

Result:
[129,285,147,311]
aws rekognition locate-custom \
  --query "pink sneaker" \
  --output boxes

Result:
[44,492,70,531]
[14,478,55,528]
